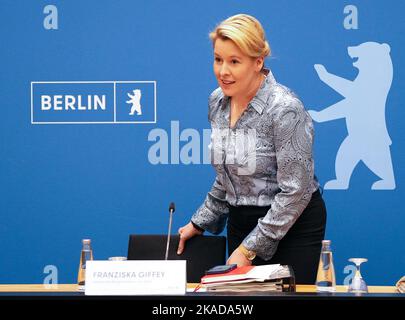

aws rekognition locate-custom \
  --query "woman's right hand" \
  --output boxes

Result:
[177,222,203,255]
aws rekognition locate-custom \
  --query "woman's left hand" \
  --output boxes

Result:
[227,248,252,267]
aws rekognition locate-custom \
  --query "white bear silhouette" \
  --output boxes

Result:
[127,89,142,115]
[309,42,395,190]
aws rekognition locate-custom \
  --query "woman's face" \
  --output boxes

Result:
[213,38,263,99]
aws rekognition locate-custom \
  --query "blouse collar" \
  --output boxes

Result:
[219,68,276,115]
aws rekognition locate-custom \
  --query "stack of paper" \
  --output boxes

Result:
[199,264,292,293]
[204,280,283,292]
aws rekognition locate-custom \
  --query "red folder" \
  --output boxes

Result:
[201,266,256,284]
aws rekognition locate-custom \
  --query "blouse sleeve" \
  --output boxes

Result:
[242,95,315,260]
[190,87,229,234]
[191,176,229,234]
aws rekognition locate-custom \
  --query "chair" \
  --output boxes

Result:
[127,234,226,283]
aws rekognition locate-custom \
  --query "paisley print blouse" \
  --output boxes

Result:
[191,69,319,260]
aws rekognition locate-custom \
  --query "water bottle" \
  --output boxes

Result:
[77,239,94,291]
[316,240,336,292]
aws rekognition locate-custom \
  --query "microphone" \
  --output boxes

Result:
[165,202,175,260]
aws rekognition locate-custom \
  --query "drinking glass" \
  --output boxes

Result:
[348,258,368,293]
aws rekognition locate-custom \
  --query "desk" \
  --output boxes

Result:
[0,283,400,294]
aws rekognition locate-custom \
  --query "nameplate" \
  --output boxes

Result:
[84,260,186,295]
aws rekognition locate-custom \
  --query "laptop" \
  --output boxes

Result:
[127,234,226,283]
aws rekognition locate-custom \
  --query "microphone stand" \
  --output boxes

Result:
[165,202,175,260]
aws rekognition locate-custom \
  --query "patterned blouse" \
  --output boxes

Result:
[191,69,319,261]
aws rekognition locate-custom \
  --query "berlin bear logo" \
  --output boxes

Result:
[127,89,142,116]
[309,41,395,190]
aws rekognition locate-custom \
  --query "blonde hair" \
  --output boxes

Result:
[209,14,271,59]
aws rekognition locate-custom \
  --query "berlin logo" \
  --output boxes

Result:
[31,81,156,124]
[309,42,395,190]
[127,89,142,116]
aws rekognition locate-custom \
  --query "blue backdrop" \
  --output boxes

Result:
[1,0,404,286]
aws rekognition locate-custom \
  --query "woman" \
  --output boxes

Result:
[177,14,326,284]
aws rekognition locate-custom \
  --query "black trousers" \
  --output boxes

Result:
[227,189,327,284]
